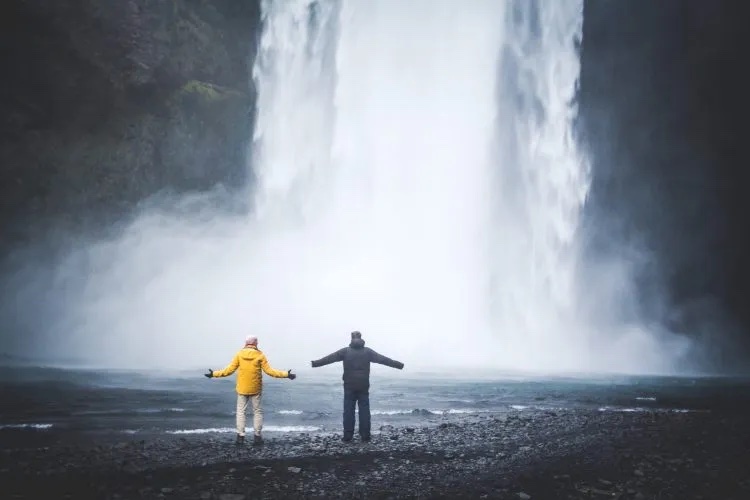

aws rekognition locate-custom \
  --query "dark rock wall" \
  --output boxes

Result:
[0,0,261,244]
[579,0,750,364]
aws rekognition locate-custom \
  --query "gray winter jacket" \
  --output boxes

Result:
[311,338,404,391]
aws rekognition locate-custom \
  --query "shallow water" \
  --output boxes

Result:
[1,366,749,441]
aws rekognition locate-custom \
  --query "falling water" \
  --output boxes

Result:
[487,1,592,368]
[6,0,687,374]
[245,0,601,371]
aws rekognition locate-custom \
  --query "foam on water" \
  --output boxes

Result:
[73,408,187,416]
[597,407,703,414]
[370,408,491,416]
[166,425,321,435]
[0,423,54,430]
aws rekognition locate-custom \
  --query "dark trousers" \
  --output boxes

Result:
[343,388,370,438]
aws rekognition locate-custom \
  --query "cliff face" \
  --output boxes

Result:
[579,0,750,360]
[0,0,261,244]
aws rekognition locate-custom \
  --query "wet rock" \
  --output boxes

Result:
[288,467,301,473]
[518,493,531,500]
[3,407,748,499]
[590,487,615,496]
[1,0,259,239]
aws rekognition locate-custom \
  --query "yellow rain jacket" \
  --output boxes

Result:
[212,346,290,395]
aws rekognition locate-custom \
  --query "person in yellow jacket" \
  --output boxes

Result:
[205,335,296,445]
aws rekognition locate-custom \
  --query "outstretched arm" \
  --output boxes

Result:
[212,355,240,377]
[311,348,345,368]
[367,348,404,369]
[260,354,292,378]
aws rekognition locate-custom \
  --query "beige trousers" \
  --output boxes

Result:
[236,393,263,437]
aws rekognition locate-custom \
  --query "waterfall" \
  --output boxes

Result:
[487,1,591,368]
[30,0,685,373]
[246,0,603,370]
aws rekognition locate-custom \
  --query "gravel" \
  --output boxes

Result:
[2,409,749,499]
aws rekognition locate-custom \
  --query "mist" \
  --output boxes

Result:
[1,0,696,375]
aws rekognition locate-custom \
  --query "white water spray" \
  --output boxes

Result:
[487,1,592,368]
[5,0,689,374]
[244,0,601,370]
[246,0,505,367]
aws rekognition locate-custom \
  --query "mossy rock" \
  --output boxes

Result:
[172,80,246,107]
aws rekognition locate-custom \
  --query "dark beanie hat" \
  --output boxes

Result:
[351,331,362,339]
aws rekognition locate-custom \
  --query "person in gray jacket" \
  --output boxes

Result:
[311,331,404,442]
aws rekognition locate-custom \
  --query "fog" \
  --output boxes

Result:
[0,0,694,375]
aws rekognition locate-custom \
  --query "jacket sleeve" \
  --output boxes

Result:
[311,348,345,367]
[260,354,290,378]
[367,349,404,369]
[212,355,240,377]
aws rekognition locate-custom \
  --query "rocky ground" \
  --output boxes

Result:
[2,408,749,499]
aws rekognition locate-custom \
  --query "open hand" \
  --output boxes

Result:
[204,369,214,378]
[288,369,296,380]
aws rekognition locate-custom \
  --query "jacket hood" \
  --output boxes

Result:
[239,346,261,360]
[349,338,365,349]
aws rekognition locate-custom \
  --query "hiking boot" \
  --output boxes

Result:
[253,434,264,446]
[342,433,353,442]
[361,435,371,442]
[235,434,245,445]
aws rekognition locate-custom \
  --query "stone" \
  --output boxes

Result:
[590,488,615,496]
